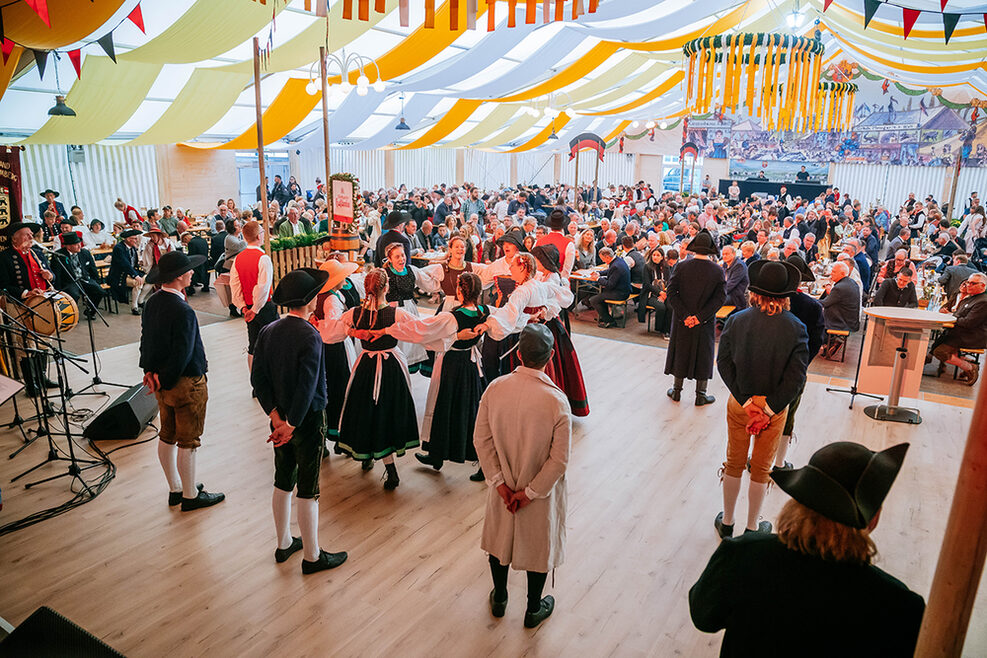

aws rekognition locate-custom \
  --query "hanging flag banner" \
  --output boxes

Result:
[863,0,880,29]
[0,146,23,247]
[680,141,699,159]
[902,8,920,39]
[568,132,606,161]
[943,12,960,44]
[23,0,51,28]
[97,33,116,62]
[68,49,82,78]
[32,49,47,80]
[128,3,145,33]
[331,179,355,223]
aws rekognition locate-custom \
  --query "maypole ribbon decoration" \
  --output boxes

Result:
[683,33,831,133]
[341,0,598,31]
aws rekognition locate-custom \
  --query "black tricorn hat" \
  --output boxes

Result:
[686,229,719,256]
[787,254,815,283]
[497,226,528,252]
[531,244,560,274]
[771,442,909,529]
[119,229,142,238]
[272,267,330,307]
[748,259,801,297]
[7,221,41,237]
[60,232,82,246]
[146,251,206,285]
[382,210,410,230]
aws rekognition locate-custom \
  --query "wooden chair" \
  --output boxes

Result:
[825,329,850,362]
[100,283,118,314]
[953,347,985,380]
[605,293,639,328]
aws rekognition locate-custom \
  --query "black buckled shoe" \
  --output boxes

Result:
[469,468,485,482]
[361,459,374,471]
[489,590,508,618]
[744,520,773,535]
[301,549,348,574]
[772,461,794,473]
[414,452,442,470]
[169,483,203,506]
[666,387,681,402]
[523,595,555,628]
[275,537,303,563]
[695,392,716,406]
[714,512,734,539]
[180,489,226,512]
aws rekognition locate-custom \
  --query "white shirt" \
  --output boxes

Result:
[229,245,273,315]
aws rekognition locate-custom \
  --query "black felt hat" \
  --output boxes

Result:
[119,229,142,239]
[382,210,410,230]
[748,259,801,297]
[787,254,815,283]
[146,251,206,285]
[40,189,59,198]
[6,221,41,237]
[497,226,527,252]
[60,232,82,246]
[686,229,719,256]
[531,244,560,273]
[771,442,909,529]
[272,267,330,307]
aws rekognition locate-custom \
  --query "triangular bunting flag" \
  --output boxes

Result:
[342,0,353,20]
[940,0,947,10]
[128,3,145,33]
[487,0,496,31]
[983,13,986,32]
[33,49,47,80]
[507,0,516,27]
[526,0,536,24]
[0,11,5,44]
[68,49,82,78]
[943,13,960,44]
[589,0,598,12]
[1,39,14,66]
[823,0,835,10]
[862,0,880,29]
[97,33,116,62]
[23,0,50,28]
[902,8,920,39]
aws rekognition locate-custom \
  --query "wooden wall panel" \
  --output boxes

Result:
[155,145,237,216]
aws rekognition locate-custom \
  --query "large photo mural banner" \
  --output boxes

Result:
[683,62,985,168]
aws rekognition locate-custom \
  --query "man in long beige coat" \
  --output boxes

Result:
[474,323,571,629]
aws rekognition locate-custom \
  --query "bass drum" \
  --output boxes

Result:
[22,291,79,336]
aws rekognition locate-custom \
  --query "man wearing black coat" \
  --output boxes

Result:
[208,221,228,285]
[721,245,749,311]
[139,251,225,512]
[52,233,104,316]
[181,231,211,293]
[665,230,726,405]
[929,273,987,385]
[38,189,67,220]
[107,229,145,314]
[938,254,979,308]
[819,262,860,332]
[588,247,631,328]
[270,175,291,207]
[373,210,412,267]
[871,267,918,308]
[715,260,808,537]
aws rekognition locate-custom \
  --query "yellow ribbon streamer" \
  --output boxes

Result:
[504,115,572,152]
[397,99,483,149]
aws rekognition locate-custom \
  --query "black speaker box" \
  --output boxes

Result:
[0,606,125,657]
[83,383,158,441]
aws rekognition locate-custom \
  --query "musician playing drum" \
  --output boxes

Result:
[0,221,58,394]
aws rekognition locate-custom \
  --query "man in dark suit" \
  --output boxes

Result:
[938,255,979,309]
[871,267,918,308]
[929,272,987,385]
[52,232,104,316]
[181,231,211,295]
[208,221,228,289]
[862,226,880,268]
[107,228,145,315]
[715,260,808,537]
[37,189,67,220]
[270,175,291,207]
[819,262,860,332]
[139,251,225,512]
[594,229,618,265]
[589,247,631,329]
[374,210,412,267]
[416,220,435,251]
[721,245,749,310]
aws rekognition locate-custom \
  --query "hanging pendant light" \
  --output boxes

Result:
[548,119,559,140]
[395,93,411,130]
[48,95,76,117]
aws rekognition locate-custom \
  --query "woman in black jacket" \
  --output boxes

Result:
[637,246,671,334]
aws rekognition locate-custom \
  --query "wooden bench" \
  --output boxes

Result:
[100,283,118,314]
[825,329,850,362]
[605,293,639,328]
[953,347,985,380]
[716,305,736,320]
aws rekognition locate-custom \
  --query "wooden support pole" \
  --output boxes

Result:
[944,145,963,221]
[914,379,987,657]
[319,45,334,243]
[593,151,600,203]
[253,37,271,256]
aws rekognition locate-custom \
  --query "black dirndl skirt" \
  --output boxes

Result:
[323,341,351,436]
[508,318,589,417]
[481,333,519,383]
[422,348,484,463]
[336,350,420,461]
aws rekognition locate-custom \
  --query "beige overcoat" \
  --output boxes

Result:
[473,366,571,572]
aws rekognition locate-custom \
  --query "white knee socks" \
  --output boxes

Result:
[775,434,792,467]
[297,498,321,561]
[272,489,293,550]
[721,474,743,526]
[747,481,769,531]
[157,441,181,492]
[177,447,198,499]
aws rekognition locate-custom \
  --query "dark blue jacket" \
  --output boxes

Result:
[864,233,880,267]
[717,306,808,413]
[723,259,749,310]
[38,200,67,219]
[854,252,871,287]
[251,315,327,428]
[789,291,825,364]
[139,290,207,390]
[598,256,631,296]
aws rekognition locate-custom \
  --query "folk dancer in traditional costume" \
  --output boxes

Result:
[230,220,278,372]
[474,324,571,629]
[383,271,490,479]
[139,252,226,512]
[251,268,349,574]
[476,227,526,383]
[381,242,429,375]
[336,268,420,489]
[107,228,146,315]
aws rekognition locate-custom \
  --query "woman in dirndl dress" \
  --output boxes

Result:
[382,242,429,374]
[336,268,420,490]
[385,272,489,480]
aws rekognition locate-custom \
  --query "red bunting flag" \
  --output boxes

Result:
[450,0,459,29]
[358,0,369,21]
[487,0,496,31]
[526,0,536,24]
[555,0,564,21]
[984,13,987,32]
[425,0,435,28]
[823,0,835,10]
[375,0,385,12]
[1,39,15,66]
[589,0,598,12]
[342,0,353,20]
[940,0,948,10]
[902,8,920,39]
[507,0,516,27]
[128,3,145,33]
[68,49,82,78]
[23,0,50,28]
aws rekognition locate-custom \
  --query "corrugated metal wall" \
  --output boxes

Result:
[956,167,987,208]
[559,151,636,190]
[463,149,511,190]
[393,149,456,189]
[830,163,947,210]
[297,147,387,193]
[516,152,557,186]
[21,144,159,222]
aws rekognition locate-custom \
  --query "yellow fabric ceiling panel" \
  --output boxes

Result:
[572,62,668,111]
[584,70,684,116]
[442,105,521,148]
[397,99,483,149]
[129,69,252,146]
[472,113,540,149]
[504,115,572,153]
[603,120,632,143]
[4,0,127,50]
[186,78,321,150]
[22,57,162,145]
[825,28,987,74]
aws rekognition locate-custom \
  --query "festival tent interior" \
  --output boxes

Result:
[0,0,985,656]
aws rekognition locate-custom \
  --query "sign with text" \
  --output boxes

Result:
[331,179,354,223]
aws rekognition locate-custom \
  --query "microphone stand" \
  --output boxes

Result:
[824,312,883,409]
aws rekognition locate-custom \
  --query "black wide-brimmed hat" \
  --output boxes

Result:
[119,229,142,239]
[771,442,909,529]
[548,208,566,230]
[686,229,719,256]
[60,232,82,246]
[272,267,329,307]
[497,226,527,252]
[147,251,206,285]
[787,254,815,283]
[748,259,801,297]
[382,210,410,230]
[90,219,104,230]
[531,244,560,273]
[6,221,41,237]
[40,189,59,198]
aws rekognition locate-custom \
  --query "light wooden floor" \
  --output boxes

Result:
[0,322,984,657]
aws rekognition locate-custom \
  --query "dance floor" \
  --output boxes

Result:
[0,321,984,657]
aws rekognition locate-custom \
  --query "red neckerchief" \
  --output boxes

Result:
[17,249,45,290]
[152,242,162,263]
